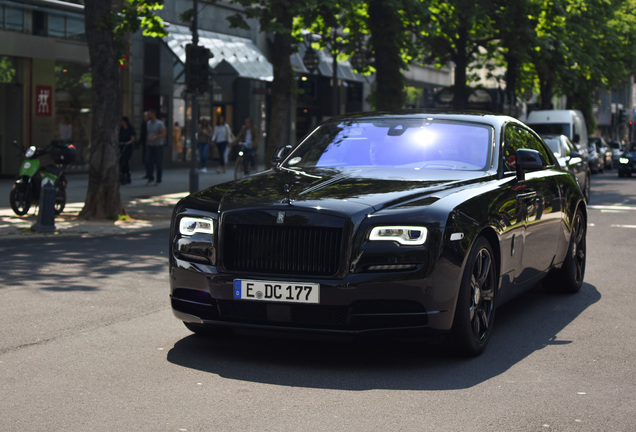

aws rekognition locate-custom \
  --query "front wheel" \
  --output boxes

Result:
[9,181,33,216]
[449,236,497,357]
[234,156,245,180]
[546,208,586,293]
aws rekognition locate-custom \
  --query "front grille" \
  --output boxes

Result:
[222,224,343,276]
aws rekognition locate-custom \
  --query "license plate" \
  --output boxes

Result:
[233,279,320,304]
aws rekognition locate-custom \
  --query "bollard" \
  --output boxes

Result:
[31,178,57,233]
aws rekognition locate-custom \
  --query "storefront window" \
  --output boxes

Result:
[55,62,92,166]
[67,16,84,40]
[5,6,23,31]
[49,14,65,38]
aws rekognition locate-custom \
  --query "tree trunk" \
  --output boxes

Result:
[265,14,293,169]
[80,0,124,219]
[452,27,469,110]
[538,71,555,110]
[368,0,405,110]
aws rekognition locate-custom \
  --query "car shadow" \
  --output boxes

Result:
[166,282,601,390]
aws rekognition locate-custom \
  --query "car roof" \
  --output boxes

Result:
[322,110,520,129]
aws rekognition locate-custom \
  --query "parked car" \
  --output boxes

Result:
[589,136,612,170]
[608,140,624,168]
[587,143,603,173]
[617,142,636,177]
[169,111,587,357]
[542,134,591,201]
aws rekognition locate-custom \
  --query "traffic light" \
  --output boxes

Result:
[618,108,626,125]
[186,44,212,93]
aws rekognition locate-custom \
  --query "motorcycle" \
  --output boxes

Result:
[9,140,76,216]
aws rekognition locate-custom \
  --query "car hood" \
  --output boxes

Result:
[183,167,489,215]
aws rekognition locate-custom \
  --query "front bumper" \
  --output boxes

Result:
[169,263,458,337]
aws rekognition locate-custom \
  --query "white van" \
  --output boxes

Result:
[526,110,588,149]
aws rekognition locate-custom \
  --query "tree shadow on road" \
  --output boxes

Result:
[167,282,601,391]
[0,231,167,292]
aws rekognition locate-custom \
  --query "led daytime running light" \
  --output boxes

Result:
[369,226,427,245]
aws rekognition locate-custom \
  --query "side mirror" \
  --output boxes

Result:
[271,145,293,164]
[516,148,545,180]
[567,150,582,162]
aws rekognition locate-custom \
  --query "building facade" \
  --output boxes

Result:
[0,0,90,177]
[0,0,454,177]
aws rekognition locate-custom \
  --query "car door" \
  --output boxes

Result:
[503,125,563,283]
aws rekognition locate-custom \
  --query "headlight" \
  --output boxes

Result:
[369,226,427,246]
[619,157,629,164]
[179,216,214,236]
[25,146,36,158]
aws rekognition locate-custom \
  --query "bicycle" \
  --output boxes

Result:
[233,144,252,180]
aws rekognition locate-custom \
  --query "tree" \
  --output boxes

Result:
[300,0,425,111]
[367,0,413,110]
[227,0,315,168]
[419,0,499,109]
[81,0,164,220]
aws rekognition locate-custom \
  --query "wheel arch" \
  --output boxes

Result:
[476,226,501,286]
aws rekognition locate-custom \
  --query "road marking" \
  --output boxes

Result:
[611,224,636,229]
[588,205,636,211]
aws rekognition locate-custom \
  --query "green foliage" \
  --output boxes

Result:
[108,0,167,63]
[0,56,16,83]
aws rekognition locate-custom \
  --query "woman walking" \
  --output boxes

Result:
[197,118,212,172]
[212,116,233,173]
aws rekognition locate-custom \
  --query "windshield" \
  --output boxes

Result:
[542,137,562,157]
[283,119,493,172]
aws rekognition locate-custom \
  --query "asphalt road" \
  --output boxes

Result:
[1,171,635,432]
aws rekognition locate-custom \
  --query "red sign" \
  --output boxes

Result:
[35,85,53,116]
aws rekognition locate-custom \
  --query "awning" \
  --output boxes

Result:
[292,44,367,83]
[164,23,273,82]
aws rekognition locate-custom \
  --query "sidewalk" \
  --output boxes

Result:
[0,166,245,239]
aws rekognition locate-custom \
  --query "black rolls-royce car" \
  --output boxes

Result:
[169,111,587,356]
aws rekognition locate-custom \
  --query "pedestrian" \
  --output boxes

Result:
[234,117,259,174]
[145,109,166,185]
[197,118,212,172]
[139,111,150,179]
[118,116,136,185]
[172,121,183,162]
[212,116,233,174]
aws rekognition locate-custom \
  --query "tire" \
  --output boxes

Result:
[547,208,586,294]
[9,182,32,216]
[449,236,497,357]
[234,157,245,180]
[54,186,66,214]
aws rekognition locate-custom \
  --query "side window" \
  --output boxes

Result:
[503,125,553,171]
